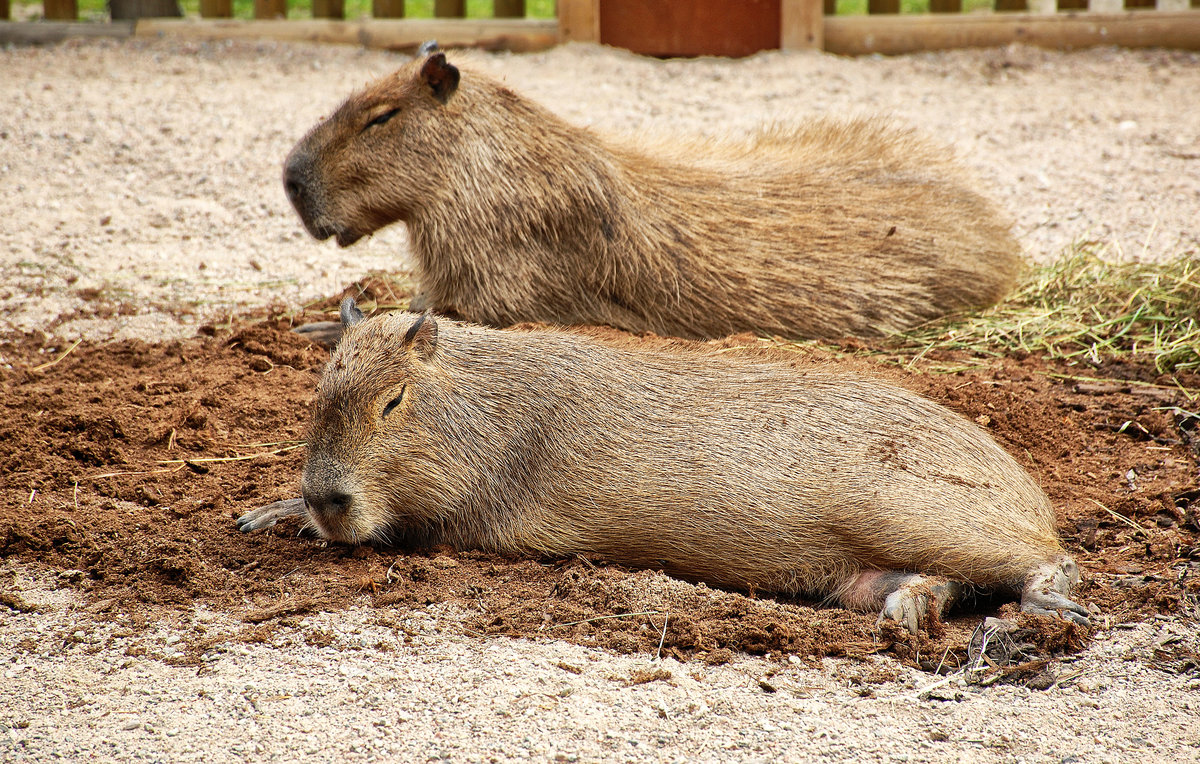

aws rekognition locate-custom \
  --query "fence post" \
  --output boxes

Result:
[42,0,77,19]
[110,0,182,17]
[559,0,599,43]
[868,0,901,12]
[0,0,9,20]
[993,0,1028,9]
[313,0,345,17]
[929,0,963,12]
[434,0,465,16]
[254,0,287,18]
[495,0,525,16]
[782,0,824,49]
[373,0,404,16]
[200,0,232,16]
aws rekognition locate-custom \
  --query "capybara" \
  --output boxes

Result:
[282,50,1023,342]
[239,300,1089,632]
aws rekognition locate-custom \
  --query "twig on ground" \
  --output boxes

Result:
[653,612,669,661]
[29,338,82,373]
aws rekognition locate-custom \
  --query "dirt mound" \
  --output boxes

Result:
[2,318,1197,677]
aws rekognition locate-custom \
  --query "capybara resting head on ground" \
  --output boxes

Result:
[282,50,1023,342]
[239,300,1090,633]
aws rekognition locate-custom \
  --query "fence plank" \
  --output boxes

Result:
[313,0,345,18]
[782,0,823,49]
[1057,0,1088,10]
[824,10,1200,54]
[495,0,526,16]
[200,0,233,17]
[558,0,599,42]
[1,0,9,20]
[868,0,900,12]
[42,0,78,20]
[0,20,136,43]
[133,18,559,51]
[373,0,405,17]
[435,0,465,16]
[993,0,1029,10]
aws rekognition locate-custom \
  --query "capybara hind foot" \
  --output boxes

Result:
[237,497,307,533]
[836,570,964,634]
[1022,557,1090,626]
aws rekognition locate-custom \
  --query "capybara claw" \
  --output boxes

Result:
[294,321,343,349]
[879,589,924,635]
[237,498,307,532]
[1021,559,1091,626]
[1021,589,1092,627]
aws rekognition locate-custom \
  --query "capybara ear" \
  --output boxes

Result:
[420,52,460,105]
[403,312,439,359]
[339,297,366,328]
[416,39,439,58]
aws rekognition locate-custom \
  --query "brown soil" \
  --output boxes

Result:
[3,291,1198,678]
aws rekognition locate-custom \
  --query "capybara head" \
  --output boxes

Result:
[300,299,447,543]
[283,51,462,247]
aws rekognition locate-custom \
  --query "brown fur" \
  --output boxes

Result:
[283,53,1023,340]
[288,308,1081,621]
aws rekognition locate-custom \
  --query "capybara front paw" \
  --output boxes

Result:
[1021,588,1091,626]
[237,497,307,533]
[293,321,343,349]
[1021,558,1091,626]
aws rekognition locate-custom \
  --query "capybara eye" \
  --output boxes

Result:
[365,108,401,131]
[381,385,406,418]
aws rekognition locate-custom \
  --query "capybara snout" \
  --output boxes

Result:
[281,139,360,247]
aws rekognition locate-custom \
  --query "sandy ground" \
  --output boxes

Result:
[2,36,1200,762]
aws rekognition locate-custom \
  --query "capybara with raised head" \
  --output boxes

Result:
[282,50,1023,342]
[239,300,1089,632]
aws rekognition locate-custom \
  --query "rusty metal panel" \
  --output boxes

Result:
[599,0,782,58]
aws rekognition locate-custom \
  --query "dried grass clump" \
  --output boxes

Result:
[892,243,1200,374]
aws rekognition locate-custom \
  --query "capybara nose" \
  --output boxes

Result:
[303,487,352,518]
[285,177,303,205]
[283,152,314,209]
[283,163,306,207]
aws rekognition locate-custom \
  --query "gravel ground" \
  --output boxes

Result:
[3,36,1200,762]
[3,563,1199,763]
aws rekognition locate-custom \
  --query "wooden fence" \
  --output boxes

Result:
[2,0,1199,55]
[7,0,531,21]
